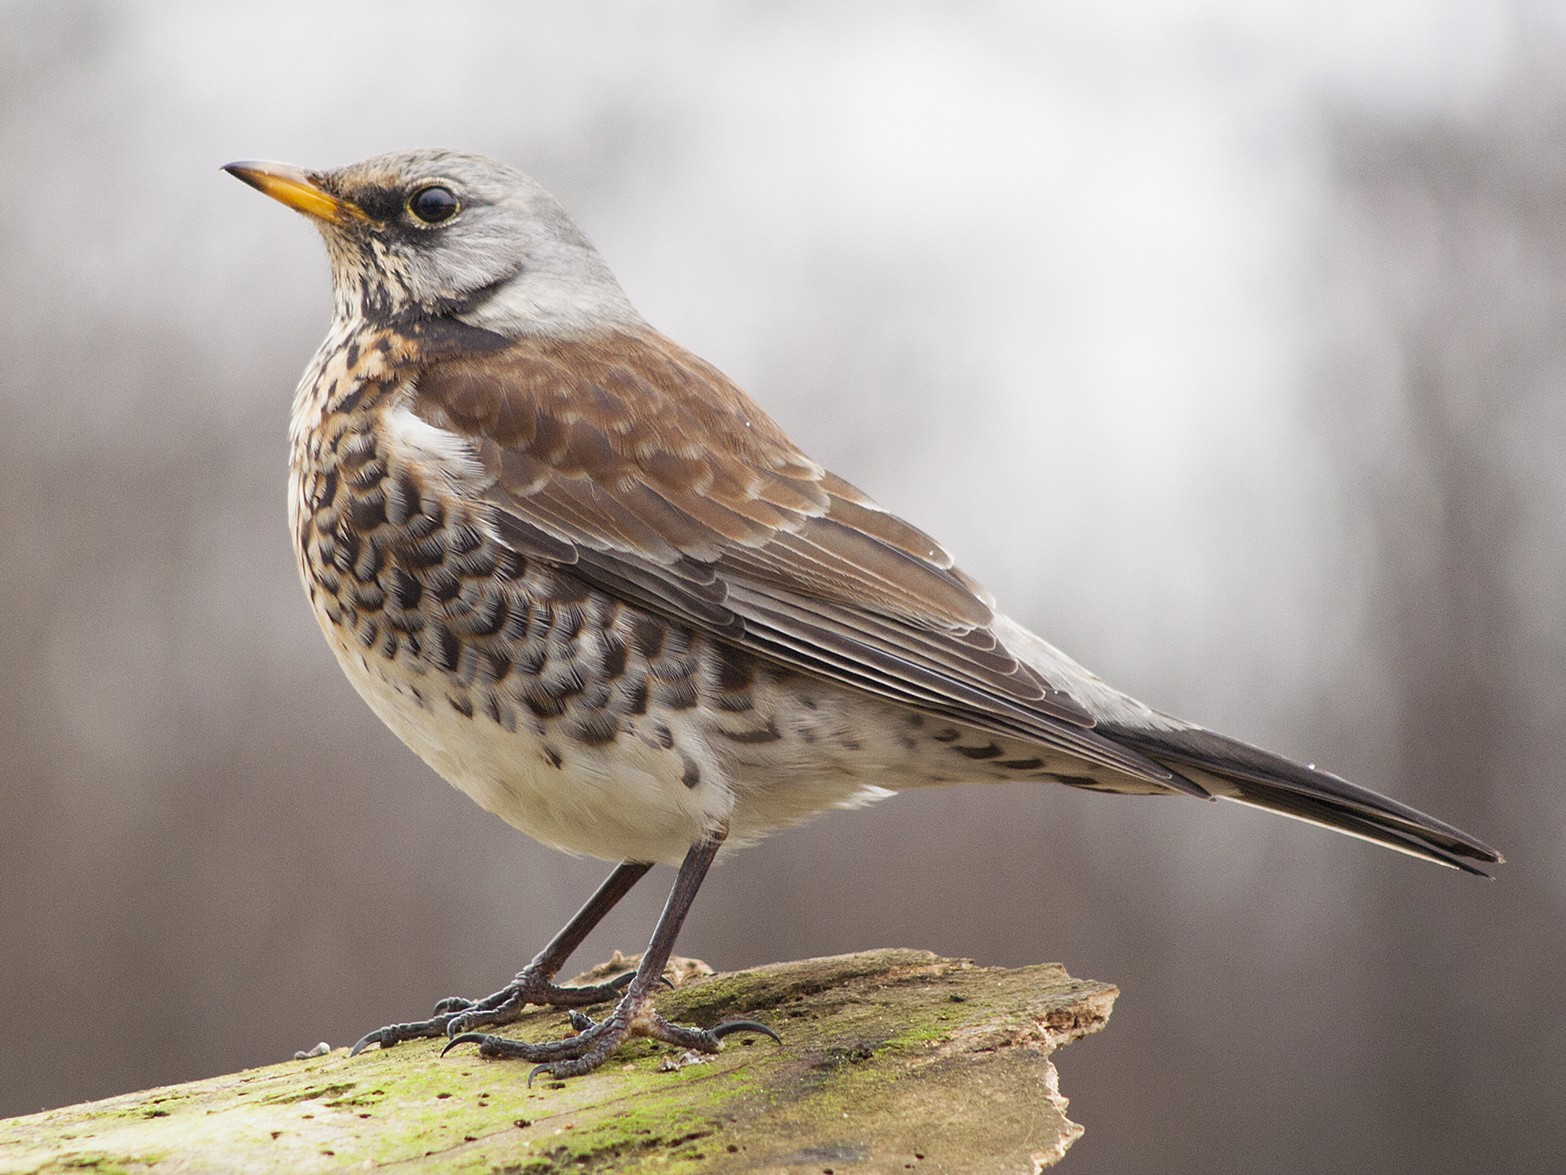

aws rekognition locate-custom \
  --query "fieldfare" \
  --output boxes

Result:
[226,150,1501,1080]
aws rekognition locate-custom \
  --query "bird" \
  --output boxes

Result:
[225,149,1501,1081]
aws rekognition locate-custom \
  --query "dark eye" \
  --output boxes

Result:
[407,184,459,224]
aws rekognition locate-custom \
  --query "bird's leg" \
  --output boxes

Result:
[444,823,779,1081]
[350,860,652,1055]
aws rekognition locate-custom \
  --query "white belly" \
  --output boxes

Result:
[327,636,734,865]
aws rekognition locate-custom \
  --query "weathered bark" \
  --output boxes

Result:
[0,949,1115,1173]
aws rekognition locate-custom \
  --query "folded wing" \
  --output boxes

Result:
[411,325,1183,788]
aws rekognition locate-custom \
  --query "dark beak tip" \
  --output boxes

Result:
[222,161,265,191]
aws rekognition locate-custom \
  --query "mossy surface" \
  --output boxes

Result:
[0,950,1115,1173]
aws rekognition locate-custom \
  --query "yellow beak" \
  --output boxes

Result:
[223,160,369,226]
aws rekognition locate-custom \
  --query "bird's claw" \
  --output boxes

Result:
[349,1018,448,1057]
[350,966,649,1057]
[441,1032,490,1058]
[710,1018,782,1045]
[440,1002,781,1081]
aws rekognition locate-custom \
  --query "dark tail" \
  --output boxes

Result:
[1105,724,1503,877]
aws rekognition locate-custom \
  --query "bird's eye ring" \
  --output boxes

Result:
[407,184,460,225]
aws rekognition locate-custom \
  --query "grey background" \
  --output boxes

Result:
[3,3,1563,1171]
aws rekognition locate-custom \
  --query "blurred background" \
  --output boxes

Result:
[2,1,1562,1170]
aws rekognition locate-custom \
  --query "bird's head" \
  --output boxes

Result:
[224,149,641,338]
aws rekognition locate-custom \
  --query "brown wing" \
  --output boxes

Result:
[411,325,1173,784]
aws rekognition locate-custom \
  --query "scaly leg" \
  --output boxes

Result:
[350,860,653,1055]
[444,824,778,1081]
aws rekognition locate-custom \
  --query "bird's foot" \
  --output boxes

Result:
[348,965,639,1056]
[442,994,780,1082]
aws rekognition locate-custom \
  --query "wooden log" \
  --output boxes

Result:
[0,949,1115,1172]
